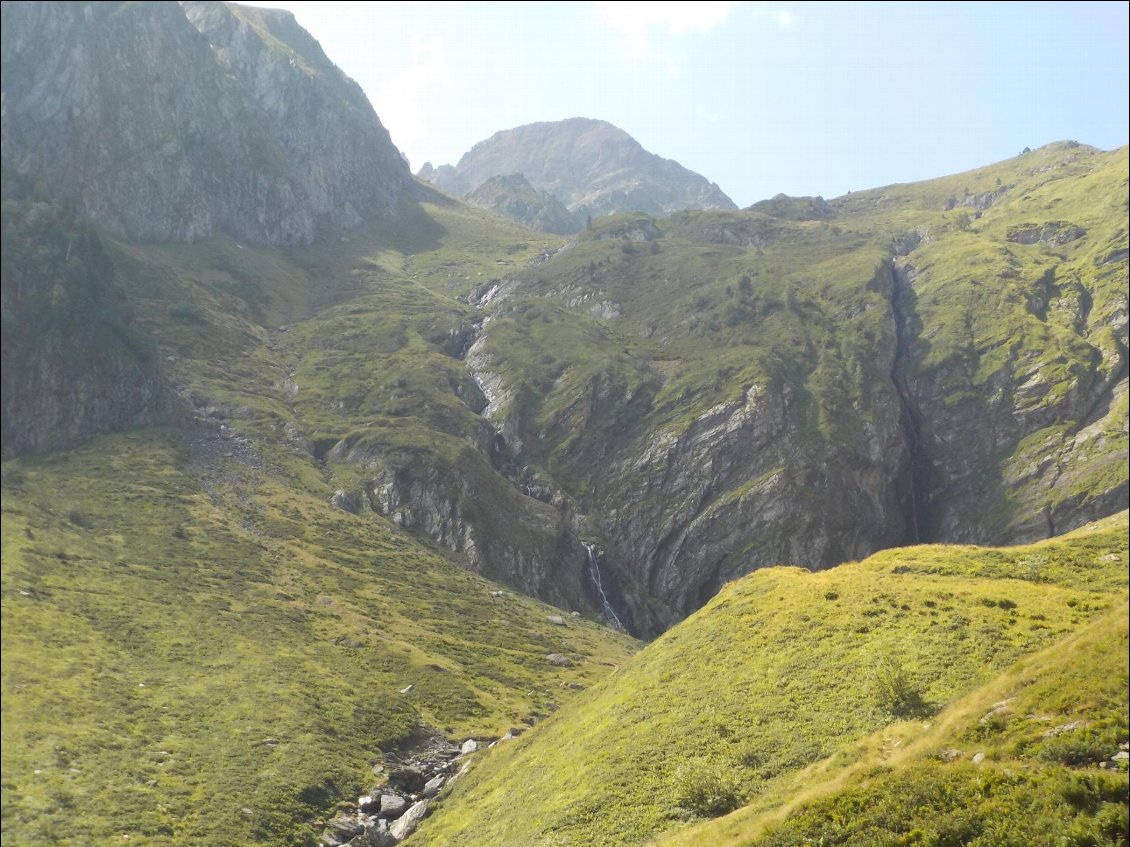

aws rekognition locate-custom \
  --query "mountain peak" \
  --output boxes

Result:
[418,117,736,231]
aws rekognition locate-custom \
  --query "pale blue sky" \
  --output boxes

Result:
[247,1,1129,207]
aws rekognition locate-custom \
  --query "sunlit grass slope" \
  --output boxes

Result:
[413,514,1128,847]
[0,431,636,846]
[658,600,1128,847]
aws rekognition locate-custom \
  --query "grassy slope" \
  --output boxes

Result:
[92,185,606,610]
[0,189,637,846]
[658,600,1128,847]
[413,513,1128,847]
[476,208,896,464]
[0,433,635,846]
[95,145,1126,635]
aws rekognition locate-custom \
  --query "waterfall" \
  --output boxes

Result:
[583,542,623,629]
[889,259,930,543]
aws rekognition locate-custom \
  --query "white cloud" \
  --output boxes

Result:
[776,9,798,30]
[371,36,449,163]
[596,1,739,59]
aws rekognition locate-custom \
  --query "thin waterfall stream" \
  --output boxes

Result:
[583,542,623,629]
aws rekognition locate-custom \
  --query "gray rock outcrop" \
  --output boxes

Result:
[1,1,409,246]
[378,795,407,818]
[388,800,429,840]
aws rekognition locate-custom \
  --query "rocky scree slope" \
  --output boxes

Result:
[0,0,409,246]
[417,117,736,232]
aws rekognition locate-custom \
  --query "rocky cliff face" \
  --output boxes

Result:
[325,431,605,620]
[418,118,736,229]
[1,185,170,457]
[0,1,409,246]
[467,253,913,635]
[438,144,1126,635]
[597,309,909,624]
[0,0,410,454]
[894,245,1128,544]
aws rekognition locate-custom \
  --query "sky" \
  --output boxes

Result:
[245,1,1129,207]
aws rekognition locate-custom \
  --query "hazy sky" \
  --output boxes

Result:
[245,1,1129,207]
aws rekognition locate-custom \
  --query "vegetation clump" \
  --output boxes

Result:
[872,656,931,718]
[673,760,745,817]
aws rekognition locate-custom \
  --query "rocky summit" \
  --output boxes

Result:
[1,4,1126,847]
[418,117,737,232]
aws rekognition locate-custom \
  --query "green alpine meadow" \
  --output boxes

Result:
[1,2,1126,846]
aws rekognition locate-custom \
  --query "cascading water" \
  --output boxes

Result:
[583,542,623,629]
[889,259,930,543]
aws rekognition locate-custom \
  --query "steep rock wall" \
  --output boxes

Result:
[0,189,170,457]
[0,1,408,246]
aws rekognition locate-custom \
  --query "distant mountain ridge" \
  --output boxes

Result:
[0,0,409,246]
[418,117,736,232]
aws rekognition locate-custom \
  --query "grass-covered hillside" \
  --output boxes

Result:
[658,598,1128,847]
[4,4,1125,846]
[1,181,642,846]
[838,141,1128,542]
[6,144,1123,639]
[93,183,624,620]
[412,513,1128,847]
[0,431,636,846]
